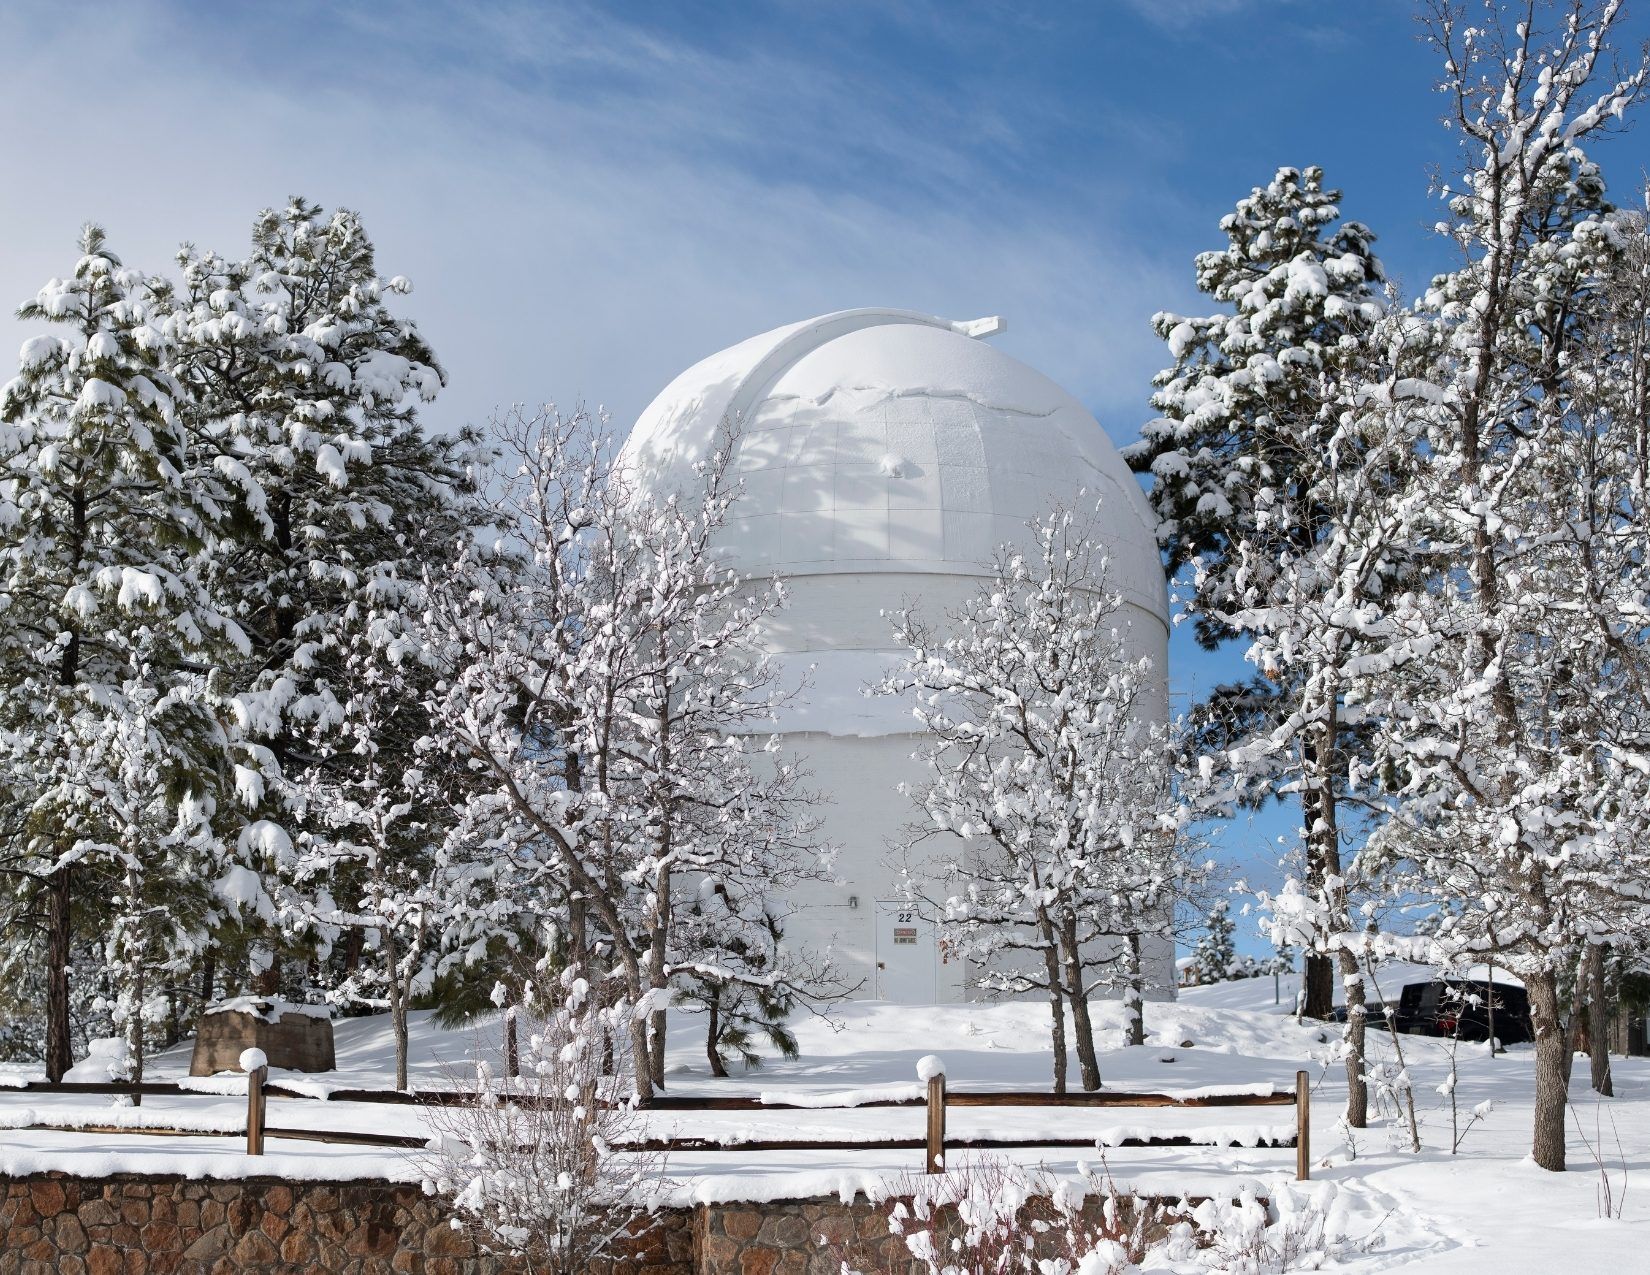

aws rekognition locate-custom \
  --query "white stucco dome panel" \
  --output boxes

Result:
[624,309,1168,629]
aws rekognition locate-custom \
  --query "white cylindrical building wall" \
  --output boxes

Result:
[621,309,1172,1004]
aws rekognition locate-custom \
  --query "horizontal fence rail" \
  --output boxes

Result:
[3,1068,1313,1179]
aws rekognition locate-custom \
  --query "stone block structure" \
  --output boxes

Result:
[189,1000,336,1076]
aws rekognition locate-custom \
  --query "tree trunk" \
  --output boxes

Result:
[1302,955,1335,1020]
[1526,969,1570,1172]
[393,1006,409,1094]
[339,928,363,980]
[123,864,145,1104]
[1561,958,1587,1089]
[1038,913,1068,1095]
[628,1012,655,1105]
[606,939,656,1105]
[128,939,145,1104]
[252,953,282,999]
[385,932,408,1093]
[647,864,670,1091]
[1338,948,1369,1129]
[163,984,180,1050]
[1301,699,1354,1024]
[1587,943,1613,1098]
[1299,769,1334,1019]
[1124,935,1146,1048]
[568,896,589,979]
[1310,705,1366,1131]
[649,1005,668,1090]
[1058,914,1101,1090]
[44,864,73,1083]
[198,948,216,1015]
[705,990,727,1079]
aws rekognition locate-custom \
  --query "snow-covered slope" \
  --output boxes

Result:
[1,969,1645,1271]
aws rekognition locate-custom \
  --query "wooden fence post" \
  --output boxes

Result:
[244,1051,268,1157]
[247,1066,267,1156]
[504,1007,519,1080]
[1295,1069,1309,1181]
[925,1073,947,1174]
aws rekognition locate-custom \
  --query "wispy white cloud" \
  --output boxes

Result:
[0,0,1194,442]
[1116,0,1305,35]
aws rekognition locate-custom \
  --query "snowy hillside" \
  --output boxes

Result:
[2,968,1646,1272]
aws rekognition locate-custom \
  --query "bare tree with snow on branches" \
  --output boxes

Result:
[884,502,1206,1090]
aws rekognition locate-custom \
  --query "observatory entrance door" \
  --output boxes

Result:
[875,901,938,1003]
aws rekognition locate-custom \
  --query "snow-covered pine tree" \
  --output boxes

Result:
[0,226,259,1079]
[166,199,472,999]
[1362,0,1650,1172]
[671,904,800,1078]
[1190,901,1236,986]
[1125,165,1387,1025]
[1211,301,1438,1130]
[884,503,1199,1089]
[85,676,237,1090]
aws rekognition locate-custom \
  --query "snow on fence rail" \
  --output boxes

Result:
[0,1067,1313,1180]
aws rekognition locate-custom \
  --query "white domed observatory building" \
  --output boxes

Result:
[620,308,1172,1005]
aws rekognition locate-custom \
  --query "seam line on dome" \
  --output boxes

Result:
[760,386,1067,420]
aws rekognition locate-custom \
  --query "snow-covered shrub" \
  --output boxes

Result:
[420,970,664,1274]
[832,1161,1383,1275]
[1191,1183,1375,1273]
[831,1155,1178,1275]
[63,1037,131,1082]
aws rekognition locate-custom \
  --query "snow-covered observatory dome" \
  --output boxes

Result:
[624,308,1164,617]
[621,308,1172,1003]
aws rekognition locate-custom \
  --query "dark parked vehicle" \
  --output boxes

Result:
[1395,978,1533,1045]
[1327,1003,1391,1031]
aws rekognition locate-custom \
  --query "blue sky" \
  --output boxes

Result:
[4,0,1650,952]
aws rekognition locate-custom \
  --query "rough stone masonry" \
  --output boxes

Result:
[0,1172,925,1274]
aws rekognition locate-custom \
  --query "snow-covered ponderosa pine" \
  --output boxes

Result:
[882,503,1208,1093]
[165,199,477,1009]
[0,226,266,1086]
[1123,163,1396,1131]
[0,202,479,1081]
[417,406,841,1104]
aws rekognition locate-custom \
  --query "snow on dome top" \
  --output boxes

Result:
[620,308,1167,627]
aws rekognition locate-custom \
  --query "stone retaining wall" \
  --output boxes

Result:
[3,1171,1148,1274]
[0,1174,694,1275]
[697,1197,912,1274]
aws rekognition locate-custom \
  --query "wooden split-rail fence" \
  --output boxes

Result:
[1,1068,1313,1180]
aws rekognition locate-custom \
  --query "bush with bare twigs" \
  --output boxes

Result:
[419,970,665,1274]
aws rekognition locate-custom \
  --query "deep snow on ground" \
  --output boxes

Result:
[1,968,1646,1271]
